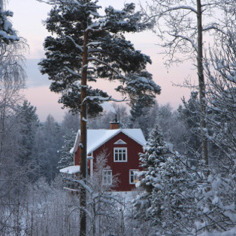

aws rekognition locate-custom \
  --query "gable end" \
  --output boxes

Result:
[114,139,127,145]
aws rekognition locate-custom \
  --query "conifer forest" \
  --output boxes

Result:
[1,0,236,235]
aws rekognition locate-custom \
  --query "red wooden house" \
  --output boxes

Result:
[63,122,146,192]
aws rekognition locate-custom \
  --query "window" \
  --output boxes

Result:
[114,148,127,162]
[103,170,112,185]
[129,169,139,184]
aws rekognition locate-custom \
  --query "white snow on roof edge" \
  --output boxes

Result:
[70,128,146,155]
[122,129,146,147]
[70,131,80,154]
[60,165,80,174]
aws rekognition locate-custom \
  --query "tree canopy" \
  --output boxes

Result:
[39,0,160,116]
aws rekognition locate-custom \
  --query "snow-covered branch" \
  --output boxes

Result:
[0,30,18,42]
[83,96,127,104]
[64,177,93,194]
[37,0,84,6]
[160,5,198,16]
[66,36,83,52]
[87,41,102,47]
[88,57,126,79]
[64,66,81,77]
[202,25,226,35]
[169,33,198,52]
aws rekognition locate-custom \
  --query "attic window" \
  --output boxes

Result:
[114,148,127,162]
[114,139,127,145]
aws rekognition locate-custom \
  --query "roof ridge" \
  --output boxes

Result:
[71,128,146,154]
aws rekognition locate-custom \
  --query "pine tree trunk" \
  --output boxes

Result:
[197,0,208,165]
[80,29,88,236]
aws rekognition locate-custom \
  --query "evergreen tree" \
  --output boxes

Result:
[129,99,159,138]
[0,3,19,44]
[133,126,197,235]
[148,153,197,235]
[133,126,173,222]
[16,100,39,166]
[154,103,187,154]
[140,125,171,172]
[58,129,76,169]
[129,98,145,125]
[155,104,173,141]
[35,115,63,182]
[39,1,160,115]
[61,112,80,134]
[178,92,201,162]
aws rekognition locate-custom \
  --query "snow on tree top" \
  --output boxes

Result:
[70,128,146,154]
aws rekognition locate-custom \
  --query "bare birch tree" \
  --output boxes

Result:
[0,3,28,234]
[143,0,232,164]
[204,10,236,166]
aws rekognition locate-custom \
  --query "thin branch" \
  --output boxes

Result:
[169,34,198,52]
[160,5,198,16]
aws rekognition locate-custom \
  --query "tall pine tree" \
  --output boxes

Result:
[39,2,161,235]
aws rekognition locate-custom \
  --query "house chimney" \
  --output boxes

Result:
[110,114,119,129]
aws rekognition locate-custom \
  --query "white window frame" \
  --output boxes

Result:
[114,147,128,162]
[129,169,139,184]
[102,170,112,185]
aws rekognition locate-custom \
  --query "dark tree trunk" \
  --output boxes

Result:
[80,29,88,236]
[197,0,208,165]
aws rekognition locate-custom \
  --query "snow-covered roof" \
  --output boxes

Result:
[70,128,146,154]
[59,165,80,174]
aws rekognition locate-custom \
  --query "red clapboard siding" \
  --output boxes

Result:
[74,131,144,191]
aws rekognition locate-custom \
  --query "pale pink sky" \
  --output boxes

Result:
[8,0,193,122]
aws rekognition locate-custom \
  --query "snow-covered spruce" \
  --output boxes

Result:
[0,6,18,44]
[58,129,76,169]
[133,125,198,235]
